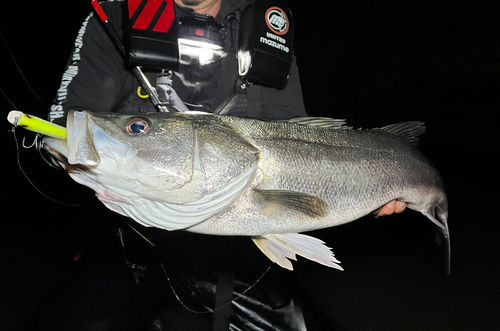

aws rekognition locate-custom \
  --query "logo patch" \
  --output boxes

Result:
[265,7,289,35]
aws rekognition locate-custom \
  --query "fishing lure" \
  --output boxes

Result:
[7,110,67,139]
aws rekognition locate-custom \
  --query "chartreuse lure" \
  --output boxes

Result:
[7,111,66,139]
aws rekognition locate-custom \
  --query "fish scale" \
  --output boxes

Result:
[43,111,449,272]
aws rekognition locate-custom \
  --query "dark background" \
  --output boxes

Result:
[1,0,499,330]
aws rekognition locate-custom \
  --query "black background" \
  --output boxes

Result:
[1,0,499,330]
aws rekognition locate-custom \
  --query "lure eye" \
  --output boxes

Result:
[125,117,151,136]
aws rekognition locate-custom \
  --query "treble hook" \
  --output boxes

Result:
[7,112,39,149]
[22,134,41,149]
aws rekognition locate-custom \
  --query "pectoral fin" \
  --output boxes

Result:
[252,233,343,271]
[254,190,329,219]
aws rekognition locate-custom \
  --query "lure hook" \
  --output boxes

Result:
[22,134,41,149]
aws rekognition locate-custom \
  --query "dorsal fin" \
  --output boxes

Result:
[378,121,426,146]
[281,117,347,129]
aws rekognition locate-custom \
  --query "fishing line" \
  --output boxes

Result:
[2,42,91,206]
[37,146,68,171]
[5,19,273,316]
[0,29,50,111]
[8,124,93,207]
[121,217,273,314]
[158,252,273,314]
[2,68,63,171]
[0,87,20,110]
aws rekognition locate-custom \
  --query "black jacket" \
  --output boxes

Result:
[44,1,318,330]
[49,0,307,124]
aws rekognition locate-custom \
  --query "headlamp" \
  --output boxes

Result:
[125,1,227,70]
[177,12,227,66]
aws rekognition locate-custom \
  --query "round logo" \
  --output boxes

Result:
[265,7,289,35]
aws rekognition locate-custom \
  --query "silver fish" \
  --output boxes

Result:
[43,111,450,272]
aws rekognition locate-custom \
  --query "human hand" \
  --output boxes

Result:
[374,200,407,217]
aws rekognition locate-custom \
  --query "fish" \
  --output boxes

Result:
[42,110,450,273]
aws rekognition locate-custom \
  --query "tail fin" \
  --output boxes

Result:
[423,202,451,275]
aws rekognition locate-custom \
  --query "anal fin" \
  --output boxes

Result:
[252,233,343,271]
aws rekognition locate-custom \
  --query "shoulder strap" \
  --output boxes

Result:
[213,11,240,110]
[213,54,239,110]
[212,266,235,331]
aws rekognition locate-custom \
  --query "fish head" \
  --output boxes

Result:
[43,110,259,229]
[44,111,202,202]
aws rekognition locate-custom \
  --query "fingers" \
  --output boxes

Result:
[395,200,407,213]
[373,200,407,218]
[374,200,395,218]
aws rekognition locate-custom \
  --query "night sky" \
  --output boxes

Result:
[1,1,499,330]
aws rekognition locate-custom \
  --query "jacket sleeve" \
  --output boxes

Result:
[260,55,308,121]
[48,4,132,125]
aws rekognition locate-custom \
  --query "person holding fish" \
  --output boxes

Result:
[34,0,407,330]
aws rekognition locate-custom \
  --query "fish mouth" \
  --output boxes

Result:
[43,137,69,163]
[43,111,135,168]
[43,134,94,176]
[65,110,101,166]
[42,110,97,166]
[42,111,136,203]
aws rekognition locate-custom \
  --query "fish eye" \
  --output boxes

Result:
[125,117,151,136]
